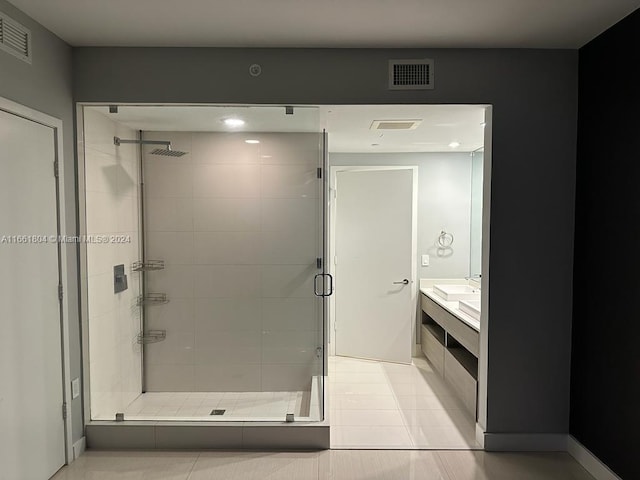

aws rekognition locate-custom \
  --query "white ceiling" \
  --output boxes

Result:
[85,104,486,153]
[7,0,639,48]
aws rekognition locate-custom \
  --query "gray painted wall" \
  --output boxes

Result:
[73,47,578,435]
[0,1,83,443]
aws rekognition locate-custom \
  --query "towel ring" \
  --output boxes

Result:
[437,230,454,248]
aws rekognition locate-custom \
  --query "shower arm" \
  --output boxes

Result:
[114,136,171,148]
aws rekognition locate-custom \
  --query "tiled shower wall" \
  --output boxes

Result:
[84,108,142,419]
[143,131,322,392]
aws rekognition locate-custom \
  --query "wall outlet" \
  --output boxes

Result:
[421,254,430,266]
[71,378,80,399]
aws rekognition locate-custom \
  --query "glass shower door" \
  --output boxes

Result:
[137,105,326,422]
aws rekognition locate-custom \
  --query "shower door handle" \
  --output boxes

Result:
[314,273,334,297]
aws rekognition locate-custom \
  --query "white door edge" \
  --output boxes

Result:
[328,165,418,361]
[0,95,73,465]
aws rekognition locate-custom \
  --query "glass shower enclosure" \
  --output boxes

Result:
[79,104,327,423]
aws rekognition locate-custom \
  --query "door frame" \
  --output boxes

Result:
[0,95,73,463]
[328,165,418,358]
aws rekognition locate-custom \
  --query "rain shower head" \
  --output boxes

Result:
[114,136,189,157]
[149,146,188,157]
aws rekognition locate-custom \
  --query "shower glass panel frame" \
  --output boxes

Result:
[79,104,327,424]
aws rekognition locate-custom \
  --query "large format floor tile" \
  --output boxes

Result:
[329,355,481,449]
[52,450,595,480]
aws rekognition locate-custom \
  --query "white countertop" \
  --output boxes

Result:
[420,287,481,332]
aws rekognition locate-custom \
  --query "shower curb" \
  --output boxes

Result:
[85,421,330,450]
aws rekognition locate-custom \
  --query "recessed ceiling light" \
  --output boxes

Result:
[449,141,461,148]
[245,139,260,144]
[223,118,245,127]
[261,155,272,158]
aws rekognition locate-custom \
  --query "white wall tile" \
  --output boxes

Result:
[261,298,319,332]
[86,242,116,277]
[83,108,119,156]
[194,232,260,265]
[147,231,195,265]
[86,191,120,234]
[260,229,318,265]
[146,265,195,299]
[116,194,139,232]
[193,164,261,198]
[193,266,261,298]
[259,133,320,165]
[145,162,193,198]
[193,198,261,232]
[261,165,319,199]
[192,133,261,164]
[194,364,261,391]
[144,132,322,393]
[146,299,195,332]
[84,109,142,418]
[84,148,118,194]
[261,364,317,391]
[194,298,261,332]
[262,265,317,298]
[261,198,318,232]
[262,331,318,364]
[145,197,194,232]
[145,365,195,392]
[194,331,261,365]
[145,331,195,366]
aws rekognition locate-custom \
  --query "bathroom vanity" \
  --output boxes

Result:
[419,283,480,418]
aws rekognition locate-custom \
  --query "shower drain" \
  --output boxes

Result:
[210,409,226,416]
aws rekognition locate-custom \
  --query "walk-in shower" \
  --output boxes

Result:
[80,105,327,425]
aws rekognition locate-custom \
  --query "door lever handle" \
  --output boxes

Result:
[393,279,409,285]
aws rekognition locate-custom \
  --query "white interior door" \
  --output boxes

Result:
[334,168,413,364]
[0,109,66,479]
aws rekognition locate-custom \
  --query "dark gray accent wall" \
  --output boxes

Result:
[74,47,578,436]
[0,1,82,443]
[572,8,640,479]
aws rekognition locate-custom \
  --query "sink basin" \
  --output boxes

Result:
[433,284,480,301]
[459,299,481,321]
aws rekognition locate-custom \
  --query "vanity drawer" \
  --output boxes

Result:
[444,348,477,418]
[421,294,479,357]
[421,325,444,377]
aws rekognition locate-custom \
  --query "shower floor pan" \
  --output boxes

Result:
[85,377,329,449]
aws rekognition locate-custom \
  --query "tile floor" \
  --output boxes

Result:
[329,355,480,449]
[113,391,306,421]
[52,450,595,480]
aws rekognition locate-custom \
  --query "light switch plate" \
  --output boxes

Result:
[421,254,430,266]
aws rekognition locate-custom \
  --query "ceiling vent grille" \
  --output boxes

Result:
[0,12,31,64]
[389,59,433,90]
[370,119,422,130]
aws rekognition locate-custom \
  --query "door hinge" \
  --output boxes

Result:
[54,160,59,178]
[62,402,67,419]
[316,346,323,358]
[316,257,322,269]
[317,167,322,179]
[58,283,63,301]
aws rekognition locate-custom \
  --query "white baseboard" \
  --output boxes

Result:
[567,436,621,480]
[483,433,567,451]
[72,436,86,460]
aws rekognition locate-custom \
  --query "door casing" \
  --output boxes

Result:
[0,96,73,464]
